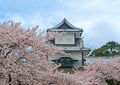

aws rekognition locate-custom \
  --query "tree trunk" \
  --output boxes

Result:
[106,79,118,85]
[8,74,12,85]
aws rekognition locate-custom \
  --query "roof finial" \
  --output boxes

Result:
[63,18,67,23]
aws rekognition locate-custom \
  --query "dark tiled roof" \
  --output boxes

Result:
[48,18,83,32]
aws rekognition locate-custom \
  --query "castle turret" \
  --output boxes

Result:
[47,18,90,67]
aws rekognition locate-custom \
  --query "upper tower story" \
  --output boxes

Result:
[47,18,84,48]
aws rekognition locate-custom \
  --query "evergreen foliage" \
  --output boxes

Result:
[90,41,120,57]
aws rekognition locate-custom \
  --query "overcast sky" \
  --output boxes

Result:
[0,0,120,49]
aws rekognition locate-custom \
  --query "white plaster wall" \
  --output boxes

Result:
[48,52,82,60]
[67,51,82,60]
[55,33,75,45]
[48,51,82,60]
[48,51,83,67]
[74,60,82,67]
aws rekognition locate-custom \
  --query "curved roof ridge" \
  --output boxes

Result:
[63,18,78,29]
[53,18,79,29]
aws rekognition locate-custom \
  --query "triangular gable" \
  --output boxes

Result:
[47,18,83,32]
[53,18,78,29]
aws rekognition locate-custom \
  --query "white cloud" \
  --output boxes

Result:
[0,12,47,30]
[56,0,120,49]
[1,0,120,49]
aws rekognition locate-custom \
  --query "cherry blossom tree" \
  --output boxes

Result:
[75,57,120,85]
[0,21,79,85]
[1,21,120,85]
